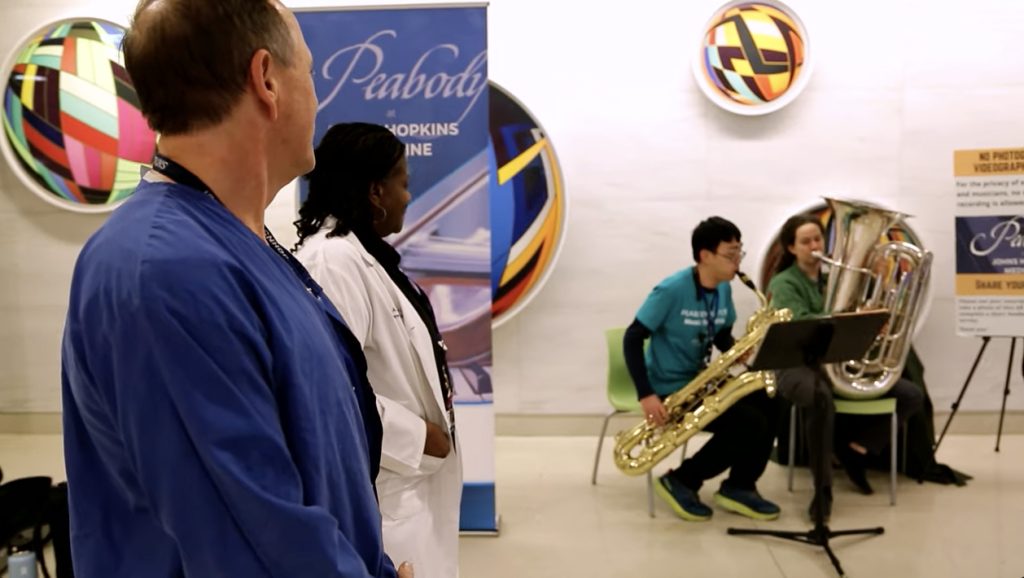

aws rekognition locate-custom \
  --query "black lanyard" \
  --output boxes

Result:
[150,153,324,301]
[148,154,396,474]
[354,231,459,437]
[691,267,719,364]
[702,290,719,364]
[151,153,456,447]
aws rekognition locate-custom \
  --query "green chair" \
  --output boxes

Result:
[788,397,905,505]
[592,328,688,518]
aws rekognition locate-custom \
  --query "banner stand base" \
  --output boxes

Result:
[459,515,501,537]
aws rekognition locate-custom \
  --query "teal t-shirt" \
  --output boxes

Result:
[635,266,737,396]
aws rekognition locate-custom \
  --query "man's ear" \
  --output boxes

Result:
[249,48,279,120]
[697,248,711,265]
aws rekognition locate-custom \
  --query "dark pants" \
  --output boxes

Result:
[668,390,777,492]
[778,367,924,491]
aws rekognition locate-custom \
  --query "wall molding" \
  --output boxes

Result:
[494,411,1024,437]
[2,411,1020,437]
[0,413,63,435]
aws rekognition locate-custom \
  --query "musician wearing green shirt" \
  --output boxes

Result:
[768,214,923,522]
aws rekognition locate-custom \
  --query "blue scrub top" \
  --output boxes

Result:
[62,180,396,577]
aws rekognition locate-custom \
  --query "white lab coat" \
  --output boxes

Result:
[297,229,462,578]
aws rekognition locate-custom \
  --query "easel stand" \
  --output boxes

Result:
[727,311,890,577]
[934,335,1020,453]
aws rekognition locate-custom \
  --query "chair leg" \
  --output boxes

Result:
[591,411,617,485]
[901,422,908,474]
[788,405,797,492]
[646,471,655,518]
[890,410,897,506]
[34,523,51,578]
[38,549,52,578]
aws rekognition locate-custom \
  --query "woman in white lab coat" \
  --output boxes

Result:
[294,123,462,578]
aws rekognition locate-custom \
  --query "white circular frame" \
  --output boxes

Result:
[0,17,140,214]
[692,0,813,116]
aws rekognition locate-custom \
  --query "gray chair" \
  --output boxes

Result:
[788,397,907,505]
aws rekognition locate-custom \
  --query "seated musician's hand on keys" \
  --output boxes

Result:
[641,395,668,426]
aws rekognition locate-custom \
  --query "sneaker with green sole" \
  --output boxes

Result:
[654,475,712,521]
[713,485,781,521]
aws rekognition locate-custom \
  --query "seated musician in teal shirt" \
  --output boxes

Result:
[623,217,781,522]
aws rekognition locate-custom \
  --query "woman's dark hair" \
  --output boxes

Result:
[293,122,405,250]
[775,214,825,273]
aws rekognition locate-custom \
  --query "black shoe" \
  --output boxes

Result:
[840,446,874,495]
[808,487,833,524]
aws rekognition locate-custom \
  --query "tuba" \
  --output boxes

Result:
[814,197,933,400]
[612,273,792,476]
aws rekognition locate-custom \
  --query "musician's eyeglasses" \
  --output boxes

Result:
[716,250,746,262]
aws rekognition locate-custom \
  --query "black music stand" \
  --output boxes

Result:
[727,311,890,578]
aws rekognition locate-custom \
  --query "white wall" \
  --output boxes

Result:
[0,1,141,412]
[481,0,1024,415]
[0,0,1021,416]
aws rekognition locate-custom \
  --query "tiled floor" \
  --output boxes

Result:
[459,434,1023,578]
[2,434,1020,577]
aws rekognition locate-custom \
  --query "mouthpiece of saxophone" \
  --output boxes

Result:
[737,271,756,291]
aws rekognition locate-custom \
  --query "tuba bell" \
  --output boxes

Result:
[814,197,933,400]
[611,273,792,476]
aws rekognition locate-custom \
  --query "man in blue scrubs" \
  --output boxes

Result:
[623,217,780,522]
[60,1,411,576]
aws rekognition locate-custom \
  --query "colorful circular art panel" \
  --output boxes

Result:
[694,0,812,115]
[489,82,567,327]
[1,19,155,213]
